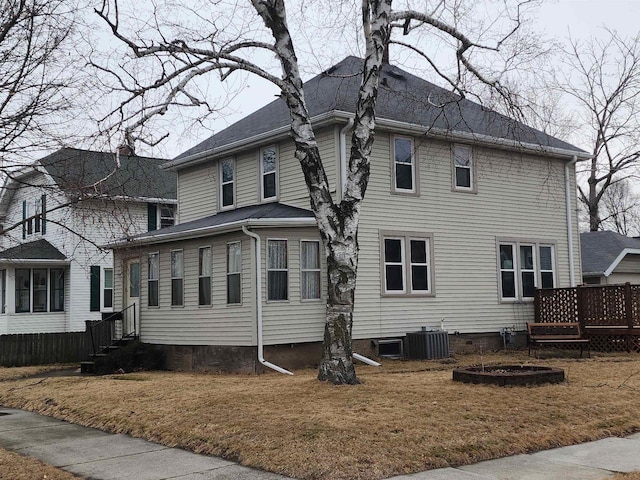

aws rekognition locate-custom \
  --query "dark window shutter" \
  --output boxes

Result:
[41,194,46,234]
[147,203,157,231]
[90,266,100,312]
[22,200,26,239]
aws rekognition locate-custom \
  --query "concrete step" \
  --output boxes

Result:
[80,361,95,374]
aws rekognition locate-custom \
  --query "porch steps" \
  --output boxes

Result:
[80,335,138,374]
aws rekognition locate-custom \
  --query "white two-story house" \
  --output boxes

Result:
[0,148,176,334]
[110,57,589,372]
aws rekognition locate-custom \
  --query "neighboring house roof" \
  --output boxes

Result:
[39,148,177,200]
[173,56,585,165]
[0,239,67,262]
[110,203,316,247]
[581,231,640,276]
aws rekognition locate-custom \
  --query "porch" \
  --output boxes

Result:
[534,283,640,352]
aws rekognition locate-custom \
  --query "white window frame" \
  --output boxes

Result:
[519,244,536,300]
[219,157,236,210]
[452,144,475,192]
[497,239,557,302]
[266,238,289,302]
[198,246,212,306]
[300,240,322,301]
[260,145,278,202]
[148,252,160,307]
[227,241,242,304]
[102,267,114,312]
[170,249,184,307]
[381,232,434,297]
[392,135,417,195]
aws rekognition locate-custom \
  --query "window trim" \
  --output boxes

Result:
[379,231,435,297]
[170,249,184,307]
[300,239,322,302]
[266,238,289,302]
[13,267,65,314]
[391,135,419,196]
[198,245,213,306]
[148,252,160,307]
[496,238,558,303]
[451,144,476,193]
[259,145,279,203]
[219,157,236,211]
[226,241,242,305]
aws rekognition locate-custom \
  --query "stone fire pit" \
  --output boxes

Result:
[452,365,565,386]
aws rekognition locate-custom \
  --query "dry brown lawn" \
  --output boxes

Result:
[0,351,639,480]
[610,475,640,480]
[0,447,80,480]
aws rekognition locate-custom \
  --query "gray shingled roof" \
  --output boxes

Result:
[581,231,640,275]
[40,148,176,199]
[176,56,583,161]
[114,203,315,246]
[0,239,66,261]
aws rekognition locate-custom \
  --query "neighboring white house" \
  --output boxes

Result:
[0,148,176,334]
[110,56,590,372]
[581,231,640,285]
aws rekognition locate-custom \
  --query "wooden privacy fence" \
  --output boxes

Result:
[534,283,640,352]
[0,320,113,367]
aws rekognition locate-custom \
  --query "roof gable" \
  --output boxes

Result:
[0,239,66,261]
[176,56,584,161]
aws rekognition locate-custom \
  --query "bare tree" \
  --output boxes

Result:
[0,0,85,166]
[95,0,540,384]
[553,31,640,232]
[598,178,640,237]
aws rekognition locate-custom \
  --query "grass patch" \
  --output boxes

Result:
[0,365,74,382]
[0,351,639,480]
[0,447,80,479]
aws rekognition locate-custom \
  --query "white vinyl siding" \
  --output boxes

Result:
[176,164,217,223]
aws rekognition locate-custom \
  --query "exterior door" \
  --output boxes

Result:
[125,260,141,336]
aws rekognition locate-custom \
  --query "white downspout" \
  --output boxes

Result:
[339,118,354,199]
[565,155,579,287]
[242,226,293,375]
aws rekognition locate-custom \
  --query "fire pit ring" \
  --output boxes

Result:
[452,365,565,386]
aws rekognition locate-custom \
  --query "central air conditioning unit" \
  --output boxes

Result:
[405,328,450,359]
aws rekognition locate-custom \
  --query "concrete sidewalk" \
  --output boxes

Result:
[2,406,640,479]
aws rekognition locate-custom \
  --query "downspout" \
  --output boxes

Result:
[339,118,354,199]
[242,226,293,375]
[565,155,579,287]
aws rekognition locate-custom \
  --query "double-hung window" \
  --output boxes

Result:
[453,144,474,191]
[50,269,64,312]
[301,240,321,301]
[393,136,416,194]
[32,269,47,312]
[220,158,235,209]
[148,253,159,307]
[199,246,212,306]
[260,146,278,201]
[381,232,433,295]
[498,240,556,301]
[103,268,113,309]
[267,240,288,301]
[171,250,184,306]
[227,242,241,304]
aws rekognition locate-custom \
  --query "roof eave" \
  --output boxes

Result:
[0,259,69,265]
[107,217,318,249]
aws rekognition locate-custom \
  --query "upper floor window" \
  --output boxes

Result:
[498,241,556,301]
[148,253,159,307]
[453,144,474,191]
[381,232,433,296]
[171,250,184,306]
[22,195,46,238]
[267,239,288,301]
[392,136,417,194]
[260,145,278,201]
[148,203,175,231]
[220,158,235,209]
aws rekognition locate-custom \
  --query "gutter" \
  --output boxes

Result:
[242,226,293,376]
